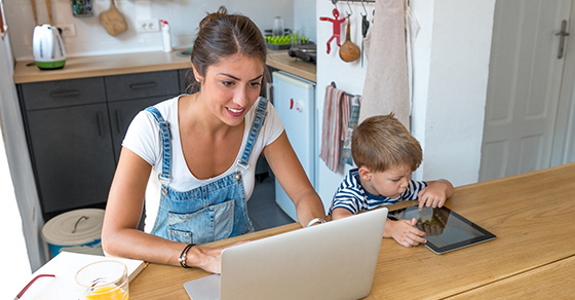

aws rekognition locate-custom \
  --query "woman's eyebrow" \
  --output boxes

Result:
[218,73,264,81]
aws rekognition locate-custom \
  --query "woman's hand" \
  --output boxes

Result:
[384,218,426,247]
[191,241,250,274]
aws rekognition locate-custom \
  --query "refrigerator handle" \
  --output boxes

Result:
[266,81,273,103]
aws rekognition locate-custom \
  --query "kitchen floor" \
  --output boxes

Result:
[248,174,295,231]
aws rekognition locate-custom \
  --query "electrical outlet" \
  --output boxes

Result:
[58,24,76,37]
[136,19,160,33]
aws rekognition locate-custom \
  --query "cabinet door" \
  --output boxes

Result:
[27,104,116,215]
[108,97,168,162]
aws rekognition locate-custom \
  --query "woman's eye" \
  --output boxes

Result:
[249,82,262,88]
[222,81,234,87]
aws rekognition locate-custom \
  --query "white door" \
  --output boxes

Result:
[480,0,573,181]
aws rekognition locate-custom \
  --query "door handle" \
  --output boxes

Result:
[555,19,570,59]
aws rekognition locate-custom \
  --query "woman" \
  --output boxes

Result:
[102,7,326,274]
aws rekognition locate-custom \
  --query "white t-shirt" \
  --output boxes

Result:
[122,96,284,231]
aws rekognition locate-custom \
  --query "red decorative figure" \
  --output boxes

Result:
[320,9,346,54]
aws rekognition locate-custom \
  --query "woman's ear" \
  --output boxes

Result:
[191,64,204,83]
[358,166,372,181]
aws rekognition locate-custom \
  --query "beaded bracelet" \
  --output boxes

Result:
[178,243,195,268]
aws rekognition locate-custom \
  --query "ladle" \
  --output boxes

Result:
[339,17,361,62]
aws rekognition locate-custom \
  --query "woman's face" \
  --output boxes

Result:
[194,53,265,127]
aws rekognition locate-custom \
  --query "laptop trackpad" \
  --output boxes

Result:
[184,274,221,300]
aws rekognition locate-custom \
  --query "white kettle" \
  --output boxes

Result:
[33,24,66,70]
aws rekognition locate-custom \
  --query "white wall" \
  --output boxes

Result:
[5,0,296,59]
[410,0,496,185]
[315,0,495,209]
[315,0,375,208]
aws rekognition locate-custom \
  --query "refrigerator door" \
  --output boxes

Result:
[272,71,316,221]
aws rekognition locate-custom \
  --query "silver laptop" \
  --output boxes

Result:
[184,208,388,300]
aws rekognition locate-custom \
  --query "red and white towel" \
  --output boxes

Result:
[320,84,360,173]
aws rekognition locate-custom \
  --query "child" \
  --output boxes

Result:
[330,114,454,248]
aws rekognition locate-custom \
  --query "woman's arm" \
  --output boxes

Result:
[263,132,326,227]
[101,147,226,273]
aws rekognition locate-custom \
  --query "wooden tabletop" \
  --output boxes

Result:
[129,162,575,299]
[13,50,316,84]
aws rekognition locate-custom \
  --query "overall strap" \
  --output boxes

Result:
[237,97,269,169]
[144,107,172,186]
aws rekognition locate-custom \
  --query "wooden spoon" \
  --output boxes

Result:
[99,0,127,36]
[45,0,53,24]
[339,18,360,63]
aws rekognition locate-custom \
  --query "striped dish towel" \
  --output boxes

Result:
[341,95,361,166]
[320,84,347,173]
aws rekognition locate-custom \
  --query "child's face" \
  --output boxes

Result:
[360,164,411,199]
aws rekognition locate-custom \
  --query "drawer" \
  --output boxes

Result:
[105,70,180,102]
[19,77,106,111]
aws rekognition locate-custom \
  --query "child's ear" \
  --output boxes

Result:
[358,166,372,181]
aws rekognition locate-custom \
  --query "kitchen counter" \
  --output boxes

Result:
[13,49,316,84]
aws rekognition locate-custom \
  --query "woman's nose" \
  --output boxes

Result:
[233,86,250,107]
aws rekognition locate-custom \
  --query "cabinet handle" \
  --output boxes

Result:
[49,90,81,98]
[96,112,106,137]
[115,110,123,134]
[129,82,157,90]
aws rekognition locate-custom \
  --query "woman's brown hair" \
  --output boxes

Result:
[185,6,268,93]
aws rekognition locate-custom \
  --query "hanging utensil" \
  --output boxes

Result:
[45,0,54,25]
[99,0,127,36]
[30,0,39,26]
[339,16,361,63]
[360,0,370,66]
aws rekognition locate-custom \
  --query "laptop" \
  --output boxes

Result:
[184,208,388,300]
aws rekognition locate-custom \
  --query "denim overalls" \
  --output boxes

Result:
[144,97,268,245]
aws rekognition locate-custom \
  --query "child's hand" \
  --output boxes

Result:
[417,179,454,210]
[384,218,426,247]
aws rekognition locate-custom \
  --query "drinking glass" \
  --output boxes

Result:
[76,260,129,300]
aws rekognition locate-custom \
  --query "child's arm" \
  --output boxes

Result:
[384,218,427,247]
[417,179,454,210]
[331,207,354,220]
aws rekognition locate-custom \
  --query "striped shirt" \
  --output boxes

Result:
[330,168,427,214]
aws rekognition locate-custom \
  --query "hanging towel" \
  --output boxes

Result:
[360,0,411,129]
[320,84,347,173]
[341,95,361,166]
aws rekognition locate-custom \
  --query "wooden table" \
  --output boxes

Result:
[129,163,575,299]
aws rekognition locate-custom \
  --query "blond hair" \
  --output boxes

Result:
[351,113,422,172]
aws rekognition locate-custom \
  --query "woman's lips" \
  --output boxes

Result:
[227,107,245,117]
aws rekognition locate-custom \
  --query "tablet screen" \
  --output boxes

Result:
[388,205,496,254]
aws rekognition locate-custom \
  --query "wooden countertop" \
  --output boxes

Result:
[128,162,575,299]
[13,49,316,84]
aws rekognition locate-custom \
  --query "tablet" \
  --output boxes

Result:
[388,205,496,254]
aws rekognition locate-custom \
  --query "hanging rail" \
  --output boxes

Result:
[329,0,375,3]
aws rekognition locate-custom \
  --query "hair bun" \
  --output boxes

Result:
[199,6,228,30]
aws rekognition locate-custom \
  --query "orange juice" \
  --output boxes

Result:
[84,286,128,300]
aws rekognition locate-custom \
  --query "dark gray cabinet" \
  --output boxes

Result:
[18,70,185,221]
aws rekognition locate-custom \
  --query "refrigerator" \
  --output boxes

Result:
[272,71,316,221]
